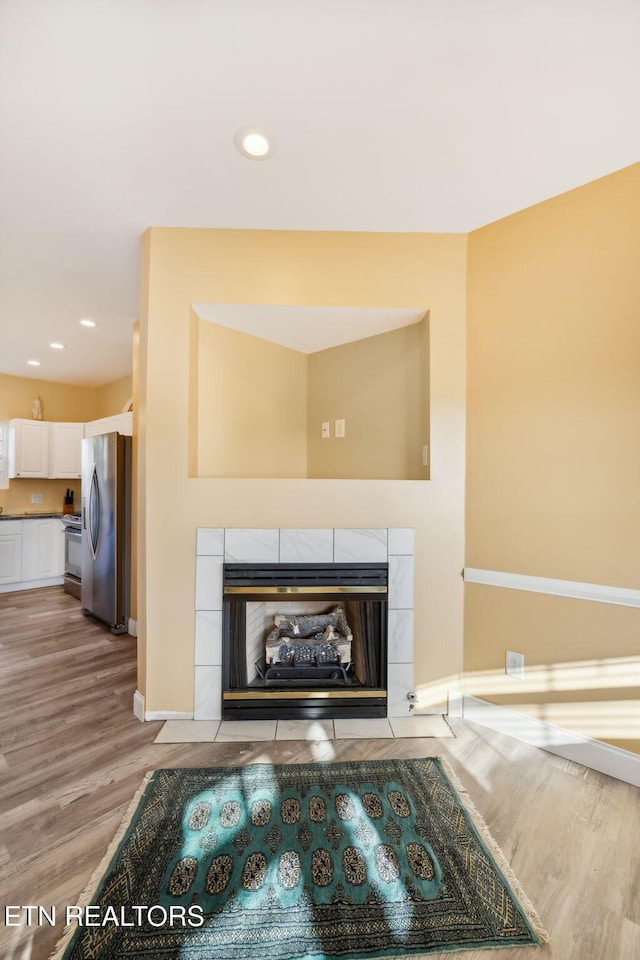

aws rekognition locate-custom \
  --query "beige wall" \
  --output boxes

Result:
[194,318,428,481]
[465,162,640,753]
[138,228,467,714]
[1,477,81,517]
[136,228,150,697]
[0,371,134,516]
[419,313,430,478]
[130,326,140,624]
[195,319,308,478]
[307,321,427,480]
[95,375,133,419]
[0,373,96,514]
[0,372,98,423]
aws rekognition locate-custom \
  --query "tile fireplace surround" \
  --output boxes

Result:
[194,528,415,720]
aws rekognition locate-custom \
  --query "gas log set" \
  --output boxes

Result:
[259,607,353,686]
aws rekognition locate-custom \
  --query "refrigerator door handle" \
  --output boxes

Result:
[88,462,100,561]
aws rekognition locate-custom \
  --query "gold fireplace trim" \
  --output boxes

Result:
[223,689,386,700]
[224,585,387,596]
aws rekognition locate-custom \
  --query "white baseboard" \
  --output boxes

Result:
[133,689,145,722]
[128,617,138,637]
[0,576,64,594]
[463,694,640,788]
[134,692,194,723]
[447,691,464,717]
[144,710,194,721]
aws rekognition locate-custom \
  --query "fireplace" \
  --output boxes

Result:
[222,562,388,720]
[193,527,414,721]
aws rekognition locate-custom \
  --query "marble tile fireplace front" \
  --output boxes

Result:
[194,528,415,720]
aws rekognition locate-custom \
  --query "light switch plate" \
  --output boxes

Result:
[321,421,330,438]
[335,419,345,438]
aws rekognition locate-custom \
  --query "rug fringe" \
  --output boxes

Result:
[436,755,550,946]
[48,770,156,960]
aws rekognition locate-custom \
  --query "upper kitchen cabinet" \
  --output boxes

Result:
[8,415,132,481]
[49,422,84,478]
[8,419,49,478]
[84,412,133,438]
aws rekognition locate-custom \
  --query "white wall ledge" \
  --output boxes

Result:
[464,567,640,608]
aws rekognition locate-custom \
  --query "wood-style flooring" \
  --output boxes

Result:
[1,586,638,960]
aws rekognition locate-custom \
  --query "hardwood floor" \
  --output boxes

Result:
[1,586,638,960]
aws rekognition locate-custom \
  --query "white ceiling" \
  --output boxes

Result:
[193,305,425,353]
[1,0,638,387]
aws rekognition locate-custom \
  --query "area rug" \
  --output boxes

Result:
[52,758,548,960]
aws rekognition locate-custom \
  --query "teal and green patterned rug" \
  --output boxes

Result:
[53,757,548,959]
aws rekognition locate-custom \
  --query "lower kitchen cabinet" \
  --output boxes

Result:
[22,518,63,581]
[0,518,64,591]
[0,521,23,585]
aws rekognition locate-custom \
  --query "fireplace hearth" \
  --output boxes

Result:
[222,562,388,720]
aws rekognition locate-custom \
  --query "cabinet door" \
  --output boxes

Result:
[49,422,84,478]
[0,522,22,584]
[22,519,63,581]
[9,419,49,478]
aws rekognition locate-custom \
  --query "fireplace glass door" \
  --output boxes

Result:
[222,563,388,720]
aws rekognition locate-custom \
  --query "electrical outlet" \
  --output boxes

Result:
[505,650,525,679]
[31,493,44,504]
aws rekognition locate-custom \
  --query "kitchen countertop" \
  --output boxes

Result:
[0,512,64,520]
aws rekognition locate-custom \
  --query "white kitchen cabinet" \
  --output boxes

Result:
[84,416,111,438]
[119,411,133,436]
[84,412,133,437]
[0,520,23,585]
[0,518,64,591]
[22,518,64,581]
[8,419,49,478]
[49,422,84,478]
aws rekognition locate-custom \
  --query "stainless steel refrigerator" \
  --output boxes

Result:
[81,432,131,634]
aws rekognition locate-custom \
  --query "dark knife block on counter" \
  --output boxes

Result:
[63,488,75,515]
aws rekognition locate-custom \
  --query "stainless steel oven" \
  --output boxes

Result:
[62,515,82,598]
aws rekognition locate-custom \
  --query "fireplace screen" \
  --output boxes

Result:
[222,563,388,720]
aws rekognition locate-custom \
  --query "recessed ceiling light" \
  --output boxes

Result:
[80,318,97,327]
[234,127,276,160]
[50,342,65,349]
[28,359,41,366]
